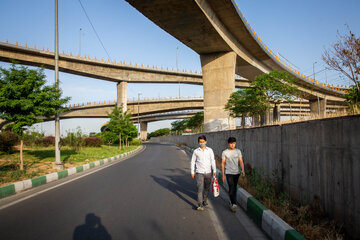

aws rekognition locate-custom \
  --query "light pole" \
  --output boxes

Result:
[313,62,320,116]
[137,93,142,138]
[54,0,62,169]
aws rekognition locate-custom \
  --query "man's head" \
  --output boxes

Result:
[198,135,207,148]
[228,137,236,149]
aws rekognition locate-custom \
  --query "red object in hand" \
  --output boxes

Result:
[212,176,220,197]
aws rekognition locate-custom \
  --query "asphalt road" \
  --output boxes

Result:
[0,143,268,240]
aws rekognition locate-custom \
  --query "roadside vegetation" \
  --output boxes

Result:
[215,155,345,240]
[0,128,140,187]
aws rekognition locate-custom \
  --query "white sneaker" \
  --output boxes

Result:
[231,204,237,212]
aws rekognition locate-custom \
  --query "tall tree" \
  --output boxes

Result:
[107,105,137,149]
[0,64,70,169]
[225,70,298,124]
[323,27,360,113]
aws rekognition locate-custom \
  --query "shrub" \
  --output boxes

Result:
[84,137,103,147]
[62,128,85,151]
[42,136,55,147]
[23,131,45,147]
[0,131,19,152]
[130,138,142,146]
[100,131,118,145]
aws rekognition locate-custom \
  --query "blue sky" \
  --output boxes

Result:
[0,0,359,135]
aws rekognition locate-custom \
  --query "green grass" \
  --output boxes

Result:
[0,145,138,186]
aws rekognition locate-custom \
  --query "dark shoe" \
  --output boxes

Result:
[202,201,208,207]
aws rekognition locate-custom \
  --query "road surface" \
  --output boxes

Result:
[0,143,268,240]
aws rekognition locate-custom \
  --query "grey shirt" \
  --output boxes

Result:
[222,148,242,174]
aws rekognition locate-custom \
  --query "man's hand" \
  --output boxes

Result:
[222,175,226,183]
[241,170,245,177]
[191,174,195,179]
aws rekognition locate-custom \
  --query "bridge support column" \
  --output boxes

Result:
[200,52,236,132]
[117,81,127,112]
[140,121,148,140]
[309,97,327,118]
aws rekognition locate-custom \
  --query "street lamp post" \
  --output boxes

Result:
[313,62,320,116]
[137,93,142,138]
[54,0,62,169]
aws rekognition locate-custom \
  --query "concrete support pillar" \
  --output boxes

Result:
[273,104,280,123]
[117,81,127,112]
[140,121,148,140]
[309,97,327,118]
[200,52,236,132]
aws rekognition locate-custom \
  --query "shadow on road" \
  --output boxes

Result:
[73,213,112,240]
[151,172,198,209]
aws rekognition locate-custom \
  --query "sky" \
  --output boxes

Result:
[0,0,359,136]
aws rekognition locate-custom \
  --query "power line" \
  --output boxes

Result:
[78,0,111,60]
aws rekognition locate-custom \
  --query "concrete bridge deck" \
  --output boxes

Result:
[124,0,347,101]
[0,41,249,88]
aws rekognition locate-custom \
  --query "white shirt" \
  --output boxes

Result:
[191,147,216,175]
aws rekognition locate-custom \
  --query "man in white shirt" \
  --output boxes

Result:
[191,135,216,211]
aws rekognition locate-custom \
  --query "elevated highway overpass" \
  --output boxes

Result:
[125,0,347,131]
[59,97,346,139]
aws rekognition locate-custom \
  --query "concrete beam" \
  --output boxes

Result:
[201,52,236,132]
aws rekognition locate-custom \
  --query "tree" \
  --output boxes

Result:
[147,128,171,139]
[0,64,70,170]
[225,88,267,118]
[106,105,137,149]
[171,119,188,135]
[225,70,298,124]
[186,111,204,133]
[323,27,360,113]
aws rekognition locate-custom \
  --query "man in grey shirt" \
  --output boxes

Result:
[191,135,216,211]
[221,137,245,212]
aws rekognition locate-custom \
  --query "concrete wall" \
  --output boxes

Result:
[151,115,360,237]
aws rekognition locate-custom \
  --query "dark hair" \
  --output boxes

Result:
[198,135,207,142]
[228,137,236,143]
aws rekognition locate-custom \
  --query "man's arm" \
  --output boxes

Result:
[221,158,226,183]
[210,149,216,177]
[191,151,196,178]
[239,157,245,177]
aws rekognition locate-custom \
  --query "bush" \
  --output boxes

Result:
[42,136,55,147]
[100,131,118,145]
[130,138,142,146]
[84,137,103,147]
[0,131,19,152]
[62,128,85,151]
[23,131,44,147]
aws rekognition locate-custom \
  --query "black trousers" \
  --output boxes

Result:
[226,174,240,205]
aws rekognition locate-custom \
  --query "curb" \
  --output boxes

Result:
[0,145,144,199]
[181,145,306,240]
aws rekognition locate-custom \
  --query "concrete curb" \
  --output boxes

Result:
[181,145,306,240]
[0,145,143,199]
